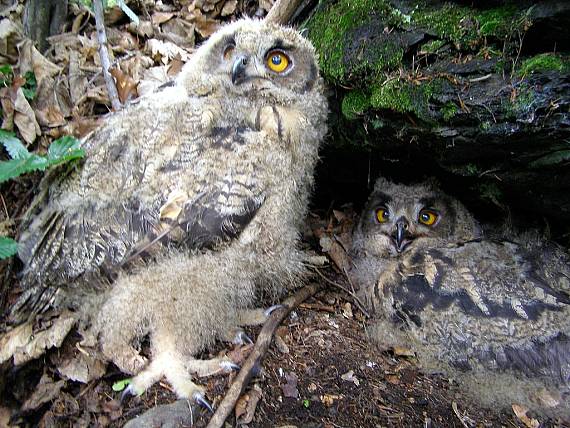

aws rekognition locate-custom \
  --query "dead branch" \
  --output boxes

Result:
[206,282,322,428]
[92,0,122,111]
[265,0,304,25]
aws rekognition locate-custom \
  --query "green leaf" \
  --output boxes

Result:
[112,378,131,392]
[47,136,85,167]
[0,130,31,160]
[0,65,12,76]
[0,156,48,183]
[529,150,570,168]
[0,236,18,260]
[22,71,37,100]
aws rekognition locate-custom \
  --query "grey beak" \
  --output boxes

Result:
[231,55,248,85]
[394,218,410,253]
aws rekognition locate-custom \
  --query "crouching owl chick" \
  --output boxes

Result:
[351,177,570,417]
[5,18,328,404]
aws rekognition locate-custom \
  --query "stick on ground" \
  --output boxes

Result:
[206,282,322,428]
[93,0,122,111]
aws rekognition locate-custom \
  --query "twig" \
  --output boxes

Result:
[265,0,304,24]
[92,0,122,111]
[206,283,322,428]
[309,265,370,318]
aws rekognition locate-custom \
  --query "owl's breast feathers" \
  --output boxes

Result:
[12,95,292,322]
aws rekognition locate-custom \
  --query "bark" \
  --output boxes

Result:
[23,0,68,53]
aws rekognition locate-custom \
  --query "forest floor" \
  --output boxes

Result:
[2,273,552,428]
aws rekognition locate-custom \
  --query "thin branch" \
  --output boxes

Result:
[265,0,303,24]
[206,283,322,428]
[92,0,122,111]
[310,266,370,318]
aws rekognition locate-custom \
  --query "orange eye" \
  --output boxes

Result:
[375,208,390,223]
[267,51,289,73]
[418,209,438,226]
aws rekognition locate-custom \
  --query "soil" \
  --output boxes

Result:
[3,271,562,428]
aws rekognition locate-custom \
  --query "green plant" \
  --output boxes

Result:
[0,131,85,259]
[0,66,37,100]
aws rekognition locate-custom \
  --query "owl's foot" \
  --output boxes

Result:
[186,356,240,377]
[236,304,284,326]
[121,352,238,405]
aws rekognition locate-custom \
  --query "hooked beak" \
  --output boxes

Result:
[231,55,248,85]
[393,218,412,253]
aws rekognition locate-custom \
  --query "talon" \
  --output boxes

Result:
[120,384,137,402]
[264,304,284,317]
[193,392,213,413]
[235,331,253,345]
[220,360,240,372]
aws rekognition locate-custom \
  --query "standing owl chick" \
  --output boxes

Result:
[5,18,328,404]
[351,177,570,417]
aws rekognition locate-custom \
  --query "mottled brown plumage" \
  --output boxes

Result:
[6,18,328,402]
[351,177,570,417]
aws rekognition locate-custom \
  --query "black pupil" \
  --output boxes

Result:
[272,55,282,65]
[421,213,430,221]
[380,209,388,219]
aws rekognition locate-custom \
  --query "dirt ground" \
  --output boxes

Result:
[4,271,566,428]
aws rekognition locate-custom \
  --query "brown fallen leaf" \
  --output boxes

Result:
[152,11,175,25]
[13,86,41,143]
[109,67,138,104]
[17,39,62,85]
[341,370,360,386]
[57,351,107,384]
[21,374,65,412]
[512,404,540,428]
[12,312,78,366]
[282,371,299,398]
[320,394,342,407]
[235,384,262,424]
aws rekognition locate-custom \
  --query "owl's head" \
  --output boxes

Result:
[178,18,322,103]
[354,178,481,257]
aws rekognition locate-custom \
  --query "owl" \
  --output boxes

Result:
[3,18,328,406]
[351,177,570,417]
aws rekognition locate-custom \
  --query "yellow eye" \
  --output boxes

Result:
[375,208,390,223]
[418,209,438,226]
[267,51,289,73]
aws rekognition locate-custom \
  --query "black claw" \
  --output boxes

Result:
[120,385,135,403]
[264,304,284,317]
[227,362,240,371]
[194,393,214,413]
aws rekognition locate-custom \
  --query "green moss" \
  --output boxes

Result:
[420,40,446,54]
[441,102,459,121]
[518,53,568,77]
[305,0,408,83]
[341,90,371,120]
[504,85,534,120]
[370,78,442,121]
[412,3,521,49]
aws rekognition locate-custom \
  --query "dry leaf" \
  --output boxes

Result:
[221,0,237,16]
[282,371,299,398]
[17,39,62,85]
[0,322,33,364]
[320,394,341,407]
[13,312,78,366]
[21,373,65,412]
[190,9,220,38]
[152,11,175,25]
[13,86,41,144]
[0,18,22,62]
[341,302,353,319]
[146,38,191,64]
[57,352,107,383]
[109,67,138,104]
[35,105,65,128]
[512,404,540,428]
[341,370,360,386]
[235,384,262,424]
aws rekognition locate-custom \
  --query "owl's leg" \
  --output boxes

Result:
[221,303,287,344]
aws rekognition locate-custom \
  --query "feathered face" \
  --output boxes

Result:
[356,178,480,257]
[181,19,320,102]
